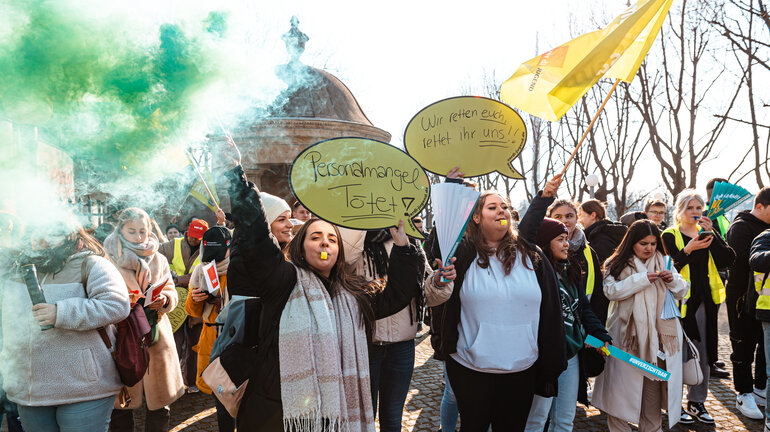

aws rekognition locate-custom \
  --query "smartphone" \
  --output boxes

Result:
[697,231,713,240]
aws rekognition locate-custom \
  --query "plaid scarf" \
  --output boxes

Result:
[278,267,375,432]
[103,230,168,301]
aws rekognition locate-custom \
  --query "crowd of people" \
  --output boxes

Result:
[3,139,770,432]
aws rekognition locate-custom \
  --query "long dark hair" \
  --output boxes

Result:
[604,220,665,279]
[542,243,582,285]
[467,191,539,273]
[21,226,107,275]
[286,218,377,327]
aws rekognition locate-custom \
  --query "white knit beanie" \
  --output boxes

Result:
[261,192,291,225]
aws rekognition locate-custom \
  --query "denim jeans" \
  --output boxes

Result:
[441,362,459,431]
[524,354,580,432]
[369,340,415,432]
[17,395,114,432]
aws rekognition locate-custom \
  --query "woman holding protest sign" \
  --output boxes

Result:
[661,189,735,425]
[522,194,611,432]
[0,221,129,432]
[425,167,566,432]
[221,139,430,432]
[592,220,688,431]
[105,207,184,432]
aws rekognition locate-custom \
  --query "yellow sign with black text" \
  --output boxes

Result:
[404,96,527,179]
[289,138,430,239]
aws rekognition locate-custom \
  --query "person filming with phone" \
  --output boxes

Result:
[661,189,735,425]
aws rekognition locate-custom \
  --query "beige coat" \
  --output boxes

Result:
[591,254,689,430]
[339,228,441,343]
[113,254,185,411]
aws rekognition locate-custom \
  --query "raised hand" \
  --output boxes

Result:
[434,258,457,287]
[221,133,241,168]
[447,166,465,180]
[542,174,563,198]
[390,219,409,247]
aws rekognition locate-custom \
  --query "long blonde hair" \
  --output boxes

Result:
[673,189,704,225]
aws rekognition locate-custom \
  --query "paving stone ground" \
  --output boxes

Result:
[3,307,764,431]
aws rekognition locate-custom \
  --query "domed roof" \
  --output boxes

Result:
[269,64,374,125]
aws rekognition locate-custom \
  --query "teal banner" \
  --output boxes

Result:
[585,334,670,381]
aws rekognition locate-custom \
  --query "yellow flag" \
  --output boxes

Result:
[189,170,219,212]
[500,0,674,122]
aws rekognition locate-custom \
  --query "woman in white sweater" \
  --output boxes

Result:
[0,224,130,431]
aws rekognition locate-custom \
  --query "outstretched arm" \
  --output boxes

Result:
[222,140,297,300]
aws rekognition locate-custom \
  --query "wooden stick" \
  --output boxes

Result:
[559,79,621,178]
[185,150,221,212]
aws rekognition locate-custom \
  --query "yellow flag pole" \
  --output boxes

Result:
[185,150,222,212]
[559,79,621,178]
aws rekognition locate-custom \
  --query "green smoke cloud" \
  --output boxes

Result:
[0,1,233,173]
[0,0,291,238]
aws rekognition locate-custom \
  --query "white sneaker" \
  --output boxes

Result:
[755,386,767,406]
[737,392,764,420]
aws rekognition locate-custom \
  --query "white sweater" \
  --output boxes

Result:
[451,253,541,373]
[0,253,130,406]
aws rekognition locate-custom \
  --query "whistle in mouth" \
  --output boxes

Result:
[320,251,328,260]
[500,220,508,226]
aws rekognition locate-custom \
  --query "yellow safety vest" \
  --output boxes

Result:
[170,237,200,276]
[583,245,596,296]
[663,226,725,318]
[716,215,730,239]
[755,272,770,313]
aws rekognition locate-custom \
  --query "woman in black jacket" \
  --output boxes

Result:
[426,169,566,432]
[222,143,425,432]
[522,193,611,432]
[578,199,627,265]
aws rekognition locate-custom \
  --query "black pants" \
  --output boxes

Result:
[110,407,169,432]
[174,321,203,387]
[727,294,766,393]
[213,395,235,432]
[446,357,535,432]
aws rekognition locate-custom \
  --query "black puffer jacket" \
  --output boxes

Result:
[584,219,627,265]
[426,191,567,397]
[225,166,424,431]
[726,211,770,303]
[750,229,770,322]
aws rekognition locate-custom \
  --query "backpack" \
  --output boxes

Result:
[202,295,262,417]
[81,257,152,392]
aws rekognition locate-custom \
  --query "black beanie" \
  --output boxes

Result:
[535,218,569,251]
[201,227,232,263]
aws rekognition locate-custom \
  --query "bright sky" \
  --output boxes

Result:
[255,0,608,147]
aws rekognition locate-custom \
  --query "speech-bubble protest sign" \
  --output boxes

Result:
[290,137,430,239]
[404,96,527,178]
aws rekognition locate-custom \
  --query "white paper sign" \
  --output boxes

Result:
[202,262,220,294]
